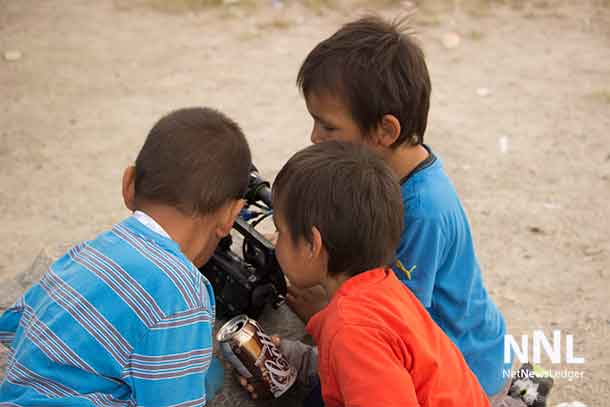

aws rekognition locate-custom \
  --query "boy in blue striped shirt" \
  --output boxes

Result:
[0,107,250,406]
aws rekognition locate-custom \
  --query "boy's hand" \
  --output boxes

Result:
[237,375,259,400]
[286,285,328,323]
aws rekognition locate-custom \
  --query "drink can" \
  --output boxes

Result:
[217,314,297,399]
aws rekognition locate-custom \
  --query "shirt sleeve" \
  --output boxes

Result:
[329,326,420,407]
[393,216,446,308]
[205,356,225,400]
[122,307,214,407]
[0,297,24,349]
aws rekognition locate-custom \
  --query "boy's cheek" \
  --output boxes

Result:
[275,253,288,277]
[275,251,294,283]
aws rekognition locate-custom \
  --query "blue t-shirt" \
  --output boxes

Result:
[392,147,511,395]
[0,215,222,406]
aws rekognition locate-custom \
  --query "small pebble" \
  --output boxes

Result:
[498,136,509,153]
[442,32,461,49]
[476,87,491,97]
[543,202,561,209]
[4,50,22,61]
[528,226,545,234]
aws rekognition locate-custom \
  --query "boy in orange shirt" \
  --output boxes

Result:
[242,141,490,407]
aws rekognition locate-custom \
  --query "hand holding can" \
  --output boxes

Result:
[217,315,297,399]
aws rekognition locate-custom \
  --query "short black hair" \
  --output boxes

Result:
[297,15,431,147]
[134,107,251,215]
[273,141,403,277]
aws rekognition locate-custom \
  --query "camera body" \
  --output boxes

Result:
[198,168,286,318]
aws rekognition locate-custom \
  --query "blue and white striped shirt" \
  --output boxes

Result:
[0,214,216,406]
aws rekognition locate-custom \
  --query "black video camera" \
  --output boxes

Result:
[198,167,286,319]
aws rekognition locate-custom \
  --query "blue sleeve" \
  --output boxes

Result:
[122,308,215,407]
[393,216,446,308]
[205,357,225,400]
[0,297,24,349]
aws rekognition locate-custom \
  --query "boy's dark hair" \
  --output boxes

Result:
[134,107,251,215]
[297,15,431,147]
[273,141,403,277]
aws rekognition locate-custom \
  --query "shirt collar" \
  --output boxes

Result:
[132,210,171,238]
[120,214,191,268]
[399,144,438,185]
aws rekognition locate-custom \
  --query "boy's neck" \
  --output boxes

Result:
[320,266,388,300]
[135,204,217,266]
[321,273,351,300]
[382,144,429,182]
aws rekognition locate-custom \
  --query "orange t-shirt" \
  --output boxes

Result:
[306,268,490,407]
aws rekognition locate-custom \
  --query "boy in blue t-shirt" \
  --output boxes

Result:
[0,107,250,406]
[287,16,552,407]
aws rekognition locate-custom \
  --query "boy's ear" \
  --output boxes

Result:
[373,114,401,148]
[216,199,245,238]
[309,226,324,259]
[122,166,136,212]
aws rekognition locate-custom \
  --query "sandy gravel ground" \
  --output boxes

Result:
[1,0,609,405]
